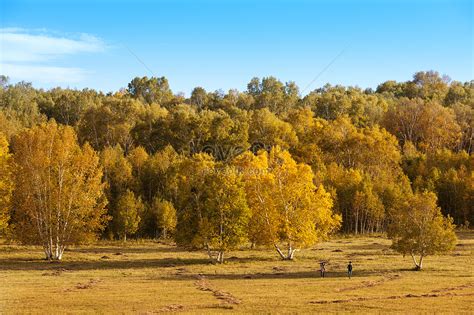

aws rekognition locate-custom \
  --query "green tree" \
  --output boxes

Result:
[412,71,450,101]
[388,192,457,270]
[0,81,45,131]
[201,166,250,263]
[403,149,473,225]
[444,81,472,106]
[127,76,174,106]
[127,146,149,193]
[249,108,298,151]
[140,146,182,204]
[376,71,450,101]
[189,87,209,109]
[246,76,299,115]
[37,88,99,126]
[100,145,133,238]
[175,155,250,263]
[130,103,169,153]
[302,84,388,126]
[78,97,144,151]
[151,198,177,239]
[116,189,144,241]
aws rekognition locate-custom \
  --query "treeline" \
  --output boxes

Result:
[0,71,471,263]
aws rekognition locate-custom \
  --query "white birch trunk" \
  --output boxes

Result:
[411,253,424,270]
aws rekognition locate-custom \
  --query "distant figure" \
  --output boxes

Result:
[319,262,326,278]
[347,261,353,279]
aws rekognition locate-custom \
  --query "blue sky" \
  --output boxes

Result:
[1,0,472,95]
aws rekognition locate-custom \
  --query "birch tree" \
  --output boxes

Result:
[234,147,341,260]
[115,189,143,241]
[199,166,250,263]
[388,191,457,270]
[151,197,177,239]
[12,121,107,260]
[175,154,250,263]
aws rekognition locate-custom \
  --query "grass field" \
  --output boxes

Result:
[0,232,472,314]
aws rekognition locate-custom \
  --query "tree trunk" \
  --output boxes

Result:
[55,237,60,260]
[274,244,296,260]
[205,244,225,264]
[217,251,225,263]
[44,243,64,261]
[274,244,287,260]
[355,210,359,234]
[418,256,423,270]
[288,247,296,260]
[411,253,423,270]
[44,246,52,260]
[205,244,216,261]
[57,246,65,261]
[49,236,54,259]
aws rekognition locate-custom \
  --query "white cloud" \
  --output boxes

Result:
[0,28,105,62]
[1,63,87,84]
[0,28,106,85]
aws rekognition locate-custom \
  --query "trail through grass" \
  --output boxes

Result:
[0,233,472,313]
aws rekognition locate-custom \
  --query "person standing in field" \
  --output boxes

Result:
[320,262,326,278]
[347,261,353,278]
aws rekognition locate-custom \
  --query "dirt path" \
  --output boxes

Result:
[336,273,402,292]
[194,275,241,306]
[430,282,474,293]
[62,278,102,292]
[311,283,474,305]
[156,304,186,312]
[146,275,242,313]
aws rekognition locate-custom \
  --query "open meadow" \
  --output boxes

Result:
[1,232,472,314]
[2,1,473,314]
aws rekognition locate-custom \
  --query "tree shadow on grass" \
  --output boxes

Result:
[66,246,186,254]
[0,254,276,271]
[0,251,394,282]
[347,243,389,251]
[0,257,212,271]
[456,231,474,240]
[153,269,386,281]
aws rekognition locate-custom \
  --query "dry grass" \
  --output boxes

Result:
[0,232,473,314]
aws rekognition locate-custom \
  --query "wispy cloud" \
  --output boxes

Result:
[0,28,106,85]
[1,64,87,84]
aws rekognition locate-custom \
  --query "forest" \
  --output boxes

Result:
[0,70,472,265]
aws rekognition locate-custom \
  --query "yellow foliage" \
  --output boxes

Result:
[0,132,13,233]
[233,146,340,259]
[11,121,107,260]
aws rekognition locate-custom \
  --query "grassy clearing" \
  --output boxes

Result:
[0,232,473,314]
